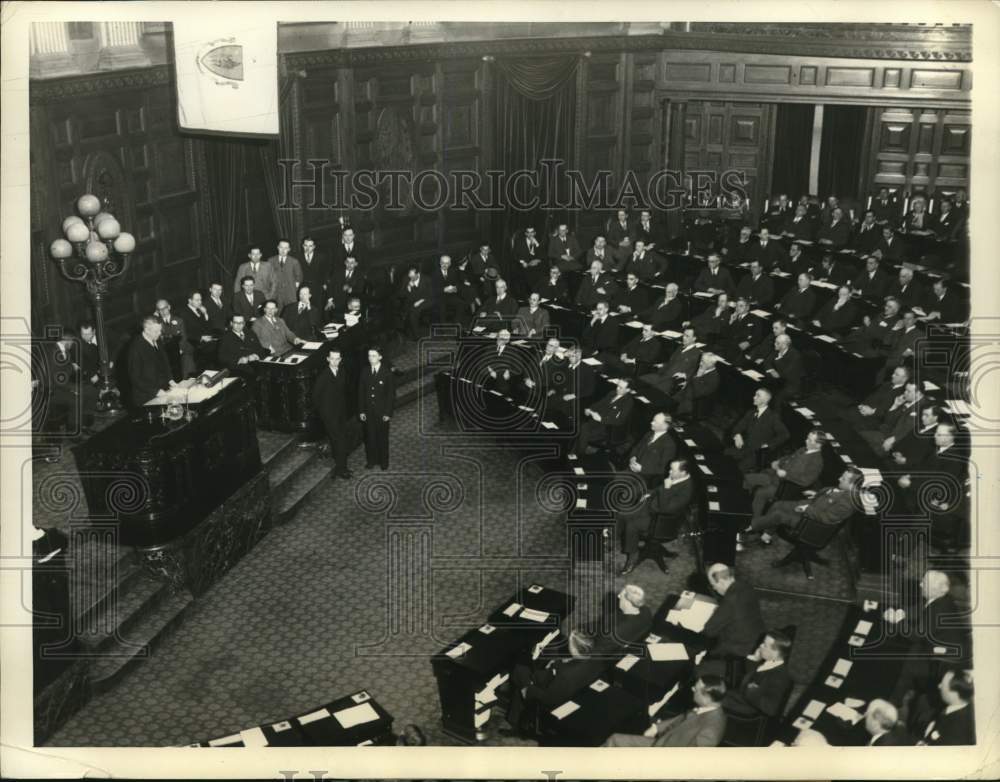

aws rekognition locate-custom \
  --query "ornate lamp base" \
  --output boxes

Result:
[95,383,123,414]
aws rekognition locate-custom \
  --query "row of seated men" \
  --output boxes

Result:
[498,568,972,746]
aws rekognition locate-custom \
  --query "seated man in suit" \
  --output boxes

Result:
[615,271,649,316]
[252,300,305,355]
[812,253,853,287]
[742,429,825,518]
[723,225,756,264]
[477,277,519,329]
[843,296,903,358]
[750,227,786,270]
[812,285,859,336]
[852,210,882,255]
[639,282,684,331]
[602,322,660,378]
[725,387,790,472]
[920,278,967,325]
[864,700,913,746]
[870,187,898,224]
[746,467,861,544]
[127,315,176,406]
[233,275,266,324]
[281,284,322,340]
[881,309,923,379]
[547,346,596,428]
[573,377,634,457]
[773,272,817,322]
[722,630,794,718]
[852,255,891,301]
[889,404,940,471]
[639,327,700,395]
[694,253,735,296]
[701,563,766,669]
[691,292,731,346]
[503,629,605,737]
[484,328,524,397]
[178,290,217,372]
[512,292,550,338]
[576,259,616,312]
[580,300,620,356]
[734,259,775,308]
[747,319,787,367]
[217,313,263,378]
[719,297,764,364]
[626,239,666,282]
[779,241,812,278]
[547,223,582,272]
[859,380,924,459]
[616,459,695,574]
[327,255,367,314]
[762,334,805,403]
[886,266,925,312]
[521,336,563,402]
[782,203,815,243]
[870,224,905,263]
[817,206,850,248]
[633,209,665,252]
[673,351,721,417]
[603,675,727,747]
[917,669,974,746]
[591,584,654,652]
[585,234,617,272]
[538,265,569,305]
[625,412,676,488]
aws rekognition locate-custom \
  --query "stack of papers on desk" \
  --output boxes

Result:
[298,708,331,725]
[802,700,826,720]
[503,602,522,617]
[551,701,580,720]
[648,643,688,662]
[300,341,323,350]
[667,600,717,633]
[859,468,883,487]
[520,607,550,623]
[239,727,268,747]
[616,654,640,671]
[826,702,863,725]
[446,641,473,658]
[796,406,816,418]
[333,702,380,729]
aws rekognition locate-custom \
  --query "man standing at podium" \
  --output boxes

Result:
[128,315,175,406]
[358,346,396,471]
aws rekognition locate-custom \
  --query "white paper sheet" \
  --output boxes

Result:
[333,702,380,729]
[208,733,242,746]
[541,420,558,430]
[446,642,472,658]
[503,602,522,617]
[803,699,826,720]
[582,357,603,366]
[240,727,268,747]
[826,702,863,725]
[298,708,331,725]
[708,500,720,511]
[832,658,853,677]
[520,608,550,623]
[575,498,587,510]
[854,620,873,636]
[699,465,714,476]
[590,679,610,692]
[742,369,765,381]
[616,654,640,671]
[648,643,688,662]
[551,701,580,720]
[677,601,717,633]
[625,320,645,329]
[824,675,843,689]
[300,341,324,350]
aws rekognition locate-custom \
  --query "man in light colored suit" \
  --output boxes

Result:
[512,292,550,338]
[233,244,276,301]
[603,675,727,747]
[269,238,303,310]
[252,300,304,355]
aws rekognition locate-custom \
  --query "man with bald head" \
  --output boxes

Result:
[865,699,913,745]
[887,266,925,311]
[639,282,684,331]
[701,562,766,669]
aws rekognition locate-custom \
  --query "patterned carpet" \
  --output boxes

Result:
[45,384,849,747]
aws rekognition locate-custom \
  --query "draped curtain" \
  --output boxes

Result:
[492,56,579,273]
[818,105,868,201]
[202,138,245,284]
[259,75,298,242]
[770,103,815,199]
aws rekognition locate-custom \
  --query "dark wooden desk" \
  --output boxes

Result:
[74,380,260,547]
[253,345,333,432]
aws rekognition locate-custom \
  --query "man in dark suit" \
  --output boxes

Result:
[581,301,620,356]
[178,291,217,372]
[813,285,859,335]
[780,242,812,278]
[614,272,649,316]
[694,254,735,296]
[852,256,891,301]
[217,313,263,379]
[333,226,366,267]
[431,254,465,325]
[723,225,756,264]
[817,207,850,248]
[514,226,545,294]
[268,238,303,311]
[726,388,790,472]
[313,349,360,480]
[918,669,974,746]
[204,282,230,336]
[358,346,395,470]
[673,352,721,416]
[483,329,525,398]
[719,298,764,364]
[327,256,367,314]
[153,299,193,379]
[548,347,596,427]
[604,675,728,747]
[813,253,853,287]
[639,283,684,331]
[573,378,634,457]
[477,277,519,329]
[547,223,583,272]
[889,404,939,471]
[584,234,614,271]
[626,240,666,281]
[401,266,433,339]
[887,266,925,311]
[763,334,805,402]
[702,563,766,663]
[503,630,606,736]
[625,412,676,488]
[616,458,695,574]
[639,327,700,395]
[852,210,882,255]
[842,365,910,430]
[904,425,968,550]
[859,380,925,459]
[774,272,817,322]
[934,198,965,242]
[613,323,661,377]
[299,236,331,299]
[742,429,825,517]
[734,260,775,308]
[750,228,785,270]
[864,700,913,746]
[575,260,616,312]
[871,225,904,263]
[843,296,903,358]
[233,276,266,323]
[782,204,815,243]
[747,468,861,541]
[127,315,175,406]
[870,188,899,224]
[538,266,569,305]
[633,209,665,251]
[281,285,322,340]
[722,630,794,718]
[921,278,966,324]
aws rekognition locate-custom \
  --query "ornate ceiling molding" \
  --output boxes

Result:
[30,65,172,103]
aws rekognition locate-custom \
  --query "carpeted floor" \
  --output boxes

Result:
[45,384,850,747]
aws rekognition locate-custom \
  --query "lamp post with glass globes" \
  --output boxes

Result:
[48,193,136,414]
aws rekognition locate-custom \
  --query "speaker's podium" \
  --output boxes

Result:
[432,585,575,742]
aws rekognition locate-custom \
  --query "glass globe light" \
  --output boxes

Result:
[113,232,136,253]
[96,218,121,240]
[85,240,109,263]
[65,221,91,242]
[77,194,101,217]
[50,238,73,259]
[94,211,116,227]
[62,215,85,233]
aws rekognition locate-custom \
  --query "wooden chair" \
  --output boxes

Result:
[772,510,854,580]
[636,504,695,573]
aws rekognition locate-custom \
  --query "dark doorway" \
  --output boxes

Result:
[771,103,815,199]
[818,105,868,200]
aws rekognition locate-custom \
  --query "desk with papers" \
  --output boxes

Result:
[190,689,394,747]
[253,341,334,432]
[431,584,575,742]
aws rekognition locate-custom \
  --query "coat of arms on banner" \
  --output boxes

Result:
[196,38,245,87]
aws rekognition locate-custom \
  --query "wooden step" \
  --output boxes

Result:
[76,572,174,652]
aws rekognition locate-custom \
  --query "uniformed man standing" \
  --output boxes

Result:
[358,346,396,470]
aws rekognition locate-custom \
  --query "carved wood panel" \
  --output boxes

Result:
[867,107,970,192]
